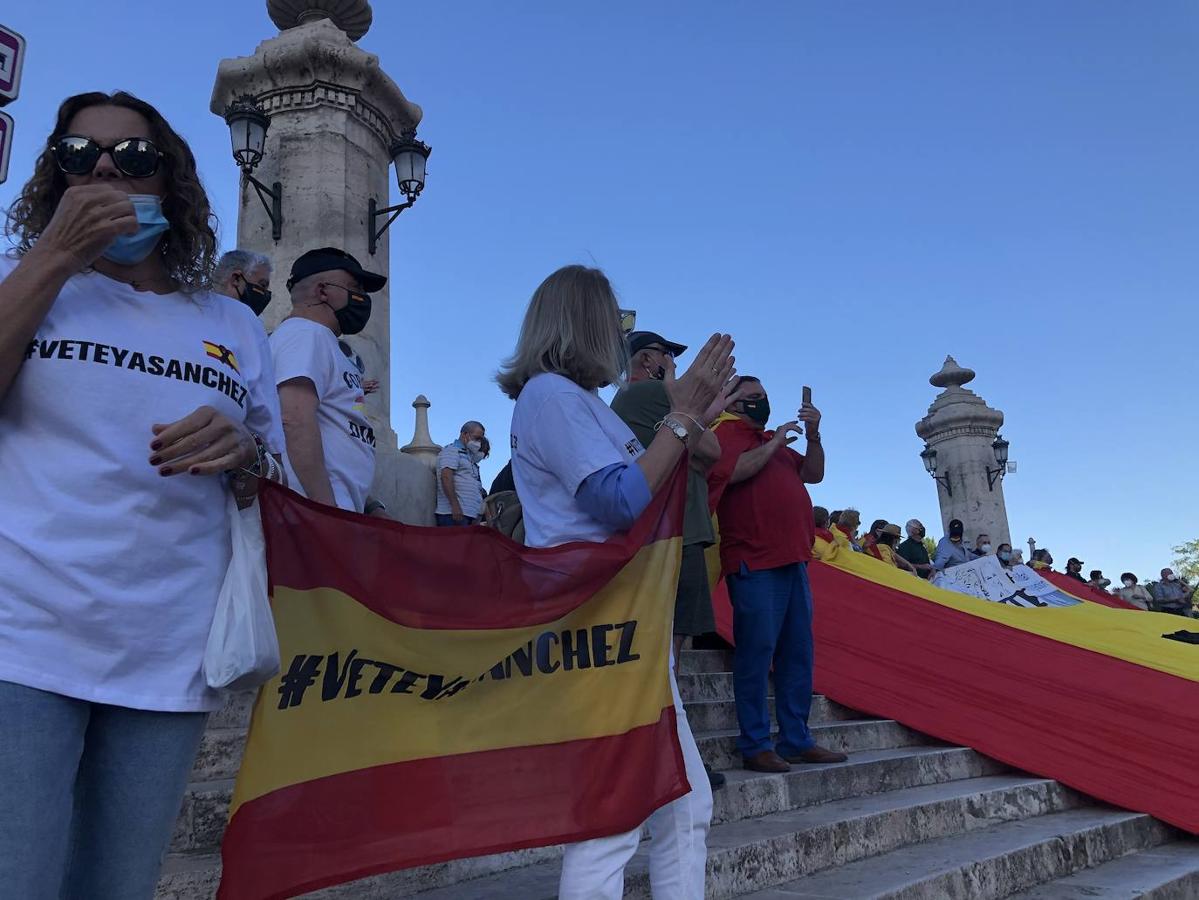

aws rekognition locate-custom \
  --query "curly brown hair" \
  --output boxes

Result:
[5,91,218,293]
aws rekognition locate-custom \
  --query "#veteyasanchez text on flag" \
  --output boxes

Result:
[217,465,691,900]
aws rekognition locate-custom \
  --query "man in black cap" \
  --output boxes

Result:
[270,247,386,512]
[933,518,973,571]
[1064,558,1087,583]
[611,330,735,791]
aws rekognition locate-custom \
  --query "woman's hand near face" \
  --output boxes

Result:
[29,185,137,273]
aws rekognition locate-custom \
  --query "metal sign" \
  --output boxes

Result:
[0,24,26,105]
[0,111,12,184]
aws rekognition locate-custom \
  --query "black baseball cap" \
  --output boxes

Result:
[628,331,687,358]
[286,247,387,293]
[948,519,964,538]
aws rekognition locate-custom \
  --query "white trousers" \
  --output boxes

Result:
[559,665,713,899]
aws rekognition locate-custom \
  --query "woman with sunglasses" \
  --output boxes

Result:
[0,91,284,897]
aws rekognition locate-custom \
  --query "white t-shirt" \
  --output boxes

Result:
[435,440,484,518]
[510,373,645,548]
[270,318,376,513]
[0,254,284,712]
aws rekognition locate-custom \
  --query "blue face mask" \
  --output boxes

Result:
[102,194,169,265]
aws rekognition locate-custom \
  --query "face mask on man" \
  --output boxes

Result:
[980,543,992,553]
[237,277,272,316]
[998,550,1012,562]
[102,194,169,265]
[1123,579,1135,587]
[322,284,372,335]
[1166,574,1177,582]
[740,398,771,426]
[466,440,482,453]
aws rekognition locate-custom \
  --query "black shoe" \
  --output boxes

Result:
[705,763,727,790]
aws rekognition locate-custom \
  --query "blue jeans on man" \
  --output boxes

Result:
[727,561,815,758]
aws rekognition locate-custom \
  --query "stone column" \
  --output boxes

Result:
[209,2,429,516]
[915,357,1011,546]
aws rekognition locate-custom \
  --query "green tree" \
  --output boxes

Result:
[1171,539,1199,583]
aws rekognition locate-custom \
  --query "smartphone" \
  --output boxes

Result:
[802,385,812,405]
[618,308,637,335]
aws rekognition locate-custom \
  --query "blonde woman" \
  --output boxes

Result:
[499,264,733,898]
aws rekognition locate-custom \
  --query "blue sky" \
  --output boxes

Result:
[3,2,1196,579]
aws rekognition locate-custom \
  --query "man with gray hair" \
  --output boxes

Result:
[435,421,487,526]
[213,249,274,316]
[896,519,936,580]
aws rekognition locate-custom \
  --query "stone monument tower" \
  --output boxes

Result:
[209,0,436,521]
[915,356,1011,546]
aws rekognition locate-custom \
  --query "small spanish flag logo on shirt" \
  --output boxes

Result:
[202,341,240,374]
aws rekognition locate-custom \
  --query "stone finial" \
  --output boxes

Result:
[267,0,373,40]
[929,355,976,390]
[401,394,441,467]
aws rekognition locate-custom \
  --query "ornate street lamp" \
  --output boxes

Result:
[920,444,953,497]
[368,131,432,255]
[223,95,282,241]
[986,435,1010,490]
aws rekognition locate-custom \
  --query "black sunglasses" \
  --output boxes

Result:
[52,135,163,178]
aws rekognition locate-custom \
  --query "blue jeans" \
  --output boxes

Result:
[435,514,473,527]
[0,681,208,900]
[727,562,815,758]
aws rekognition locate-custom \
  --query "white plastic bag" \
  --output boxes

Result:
[203,493,280,691]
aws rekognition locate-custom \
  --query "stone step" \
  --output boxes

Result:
[683,695,866,735]
[694,718,939,772]
[208,690,254,730]
[1006,839,1199,899]
[679,649,733,674]
[677,671,745,703]
[168,740,1002,858]
[405,775,1087,899]
[741,806,1177,899]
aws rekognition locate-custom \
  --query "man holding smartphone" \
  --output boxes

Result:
[707,378,847,773]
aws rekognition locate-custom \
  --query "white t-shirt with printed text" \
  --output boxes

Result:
[0,254,284,712]
[270,318,377,513]
[510,373,645,548]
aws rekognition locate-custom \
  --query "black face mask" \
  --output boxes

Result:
[740,398,770,426]
[651,365,666,381]
[236,278,272,317]
[322,286,372,335]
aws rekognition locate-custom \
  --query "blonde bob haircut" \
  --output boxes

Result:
[497,265,628,399]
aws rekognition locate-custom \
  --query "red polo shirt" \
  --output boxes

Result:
[708,416,814,577]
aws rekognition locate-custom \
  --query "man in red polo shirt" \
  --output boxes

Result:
[708,376,848,773]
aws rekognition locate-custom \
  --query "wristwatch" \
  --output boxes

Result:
[659,414,692,445]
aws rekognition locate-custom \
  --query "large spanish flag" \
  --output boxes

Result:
[218,466,691,900]
[713,538,1199,834]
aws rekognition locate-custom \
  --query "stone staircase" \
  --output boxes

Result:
[158,649,1199,899]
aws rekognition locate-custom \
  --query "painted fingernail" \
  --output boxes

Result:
[149,456,162,466]
[160,467,173,476]
[150,440,163,451]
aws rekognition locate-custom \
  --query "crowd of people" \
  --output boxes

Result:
[814,507,1196,616]
[0,90,1192,900]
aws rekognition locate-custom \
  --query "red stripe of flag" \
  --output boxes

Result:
[217,706,688,900]
[804,563,1199,834]
[259,461,689,632]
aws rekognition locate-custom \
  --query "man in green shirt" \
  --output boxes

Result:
[612,330,728,789]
